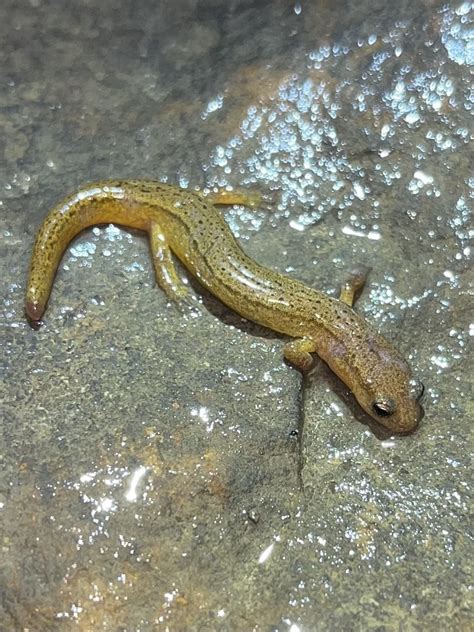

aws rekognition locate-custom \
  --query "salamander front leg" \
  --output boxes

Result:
[339,266,371,307]
[149,221,193,305]
[283,337,318,372]
[208,190,263,208]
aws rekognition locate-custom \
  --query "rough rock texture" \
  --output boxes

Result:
[0,0,471,629]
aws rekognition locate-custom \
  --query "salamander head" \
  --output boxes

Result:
[352,357,424,433]
[365,376,424,432]
[323,324,424,433]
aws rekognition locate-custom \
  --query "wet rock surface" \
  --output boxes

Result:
[0,0,472,629]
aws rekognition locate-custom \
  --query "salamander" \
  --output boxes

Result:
[25,180,424,432]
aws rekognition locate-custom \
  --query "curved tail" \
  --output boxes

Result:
[25,182,142,323]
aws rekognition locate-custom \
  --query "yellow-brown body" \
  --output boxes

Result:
[26,180,424,432]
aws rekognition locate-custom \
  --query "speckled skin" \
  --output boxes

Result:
[26,180,423,432]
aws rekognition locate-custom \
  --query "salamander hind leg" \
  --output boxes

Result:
[149,221,195,307]
[339,266,371,307]
[283,338,318,373]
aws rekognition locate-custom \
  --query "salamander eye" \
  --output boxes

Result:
[409,378,424,400]
[372,398,396,418]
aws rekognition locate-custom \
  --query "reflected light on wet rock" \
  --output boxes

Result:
[288,219,306,231]
[125,465,148,502]
[408,170,440,197]
[104,223,125,241]
[342,225,381,240]
[440,2,474,66]
[97,497,115,513]
[201,93,224,120]
[258,542,275,564]
[430,354,450,370]
[190,405,223,432]
[70,241,96,258]
[325,402,343,417]
[442,269,459,287]
[204,9,471,240]
[353,181,366,200]
[191,406,209,422]
[80,472,97,484]
[205,70,356,219]
[413,170,434,186]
